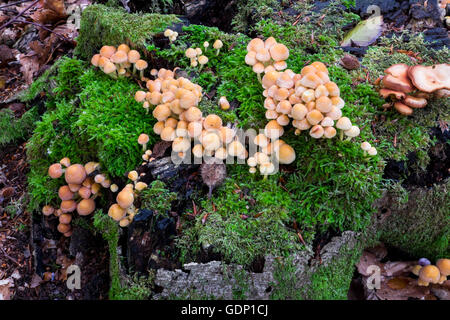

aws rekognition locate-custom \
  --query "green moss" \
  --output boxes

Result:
[27,57,157,211]
[92,210,122,299]
[0,107,39,147]
[75,4,180,59]
[176,169,305,266]
[139,180,177,216]
[307,243,362,300]
[270,257,304,300]
[378,181,450,260]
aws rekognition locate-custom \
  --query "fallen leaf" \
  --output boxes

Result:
[383,261,415,277]
[18,53,40,85]
[341,15,383,47]
[30,273,43,289]
[357,251,382,276]
[31,0,67,25]
[0,279,13,300]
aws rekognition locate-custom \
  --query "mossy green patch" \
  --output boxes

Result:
[75,4,180,59]
[377,181,450,260]
[27,57,157,210]
[0,107,39,147]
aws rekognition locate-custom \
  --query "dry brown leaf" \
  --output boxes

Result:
[376,278,429,300]
[31,0,67,25]
[18,53,40,85]
[29,273,43,289]
[383,261,415,277]
[0,279,13,300]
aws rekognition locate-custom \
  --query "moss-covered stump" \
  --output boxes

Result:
[154,231,361,300]
[374,181,450,261]
[75,5,180,59]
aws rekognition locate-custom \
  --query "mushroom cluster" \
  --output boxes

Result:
[245,37,289,82]
[44,158,117,236]
[164,29,178,43]
[91,44,148,80]
[185,47,209,70]
[412,258,450,286]
[378,63,450,115]
[107,170,149,227]
[260,60,361,141]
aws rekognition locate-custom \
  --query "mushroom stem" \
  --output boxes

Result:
[132,64,137,75]
[108,71,118,79]
[216,49,220,56]
[208,186,213,199]
[257,73,262,84]
[139,70,145,81]
[339,130,344,141]
[199,64,204,72]
[142,143,147,152]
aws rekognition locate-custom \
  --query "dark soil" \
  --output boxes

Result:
[383,126,450,188]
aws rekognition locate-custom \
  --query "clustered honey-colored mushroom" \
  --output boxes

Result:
[378,63,450,115]
[185,47,209,70]
[164,29,178,43]
[245,37,289,82]
[107,166,149,227]
[44,159,117,237]
[259,60,361,142]
[91,44,148,80]
[412,258,450,286]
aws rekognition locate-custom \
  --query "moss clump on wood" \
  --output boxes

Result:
[75,4,180,59]
[376,181,450,261]
[0,107,39,147]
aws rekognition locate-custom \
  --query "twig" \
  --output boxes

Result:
[0,0,39,32]
[0,0,34,10]
[0,247,20,266]
[16,18,71,41]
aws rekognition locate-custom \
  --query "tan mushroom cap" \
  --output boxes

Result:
[276,143,296,164]
[48,163,64,179]
[323,126,337,139]
[361,142,372,151]
[42,205,54,216]
[269,43,289,61]
[436,259,450,276]
[316,96,333,113]
[153,104,171,121]
[91,54,101,66]
[264,120,284,140]
[213,39,223,49]
[135,59,148,71]
[65,164,87,185]
[310,125,324,139]
[61,200,77,213]
[227,140,246,157]
[344,125,360,138]
[379,88,406,100]
[59,213,72,225]
[116,187,134,209]
[128,50,140,63]
[306,110,324,126]
[60,157,71,167]
[203,114,223,130]
[57,223,71,234]
[84,162,99,175]
[100,45,116,58]
[110,50,128,64]
[77,198,96,216]
[108,203,126,221]
[138,133,150,145]
[247,38,264,52]
[172,137,191,153]
[135,182,148,192]
[383,63,414,93]
[103,61,117,74]
[202,132,221,151]
[161,126,176,141]
[185,107,203,122]
[403,96,427,109]
[117,44,130,53]
[418,265,441,285]
[408,64,450,93]
[58,185,74,201]
[254,133,270,148]
[336,117,352,130]
[245,51,257,66]
[291,103,308,120]
[135,90,146,102]
[394,101,413,115]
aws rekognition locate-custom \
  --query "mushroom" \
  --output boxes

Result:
[203,114,223,130]
[309,125,324,139]
[219,96,230,110]
[108,204,126,221]
[379,88,406,100]
[65,164,87,185]
[394,101,413,116]
[408,64,450,93]
[100,45,116,58]
[116,186,134,209]
[60,200,77,213]
[264,120,284,140]
[344,125,360,140]
[213,39,223,55]
[57,223,71,234]
[103,61,117,79]
[77,198,96,216]
[418,265,441,286]
[276,143,295,164]
[198,55,209,72]
[227,140,246,158]
[59,213,72,225]
[58,185,74,201]
[269,43,289,62]
[42,205,54,216]
[135,60,148,80]
[203,41,209,52]
[78,186,92,199]
[128,170,138,182]
[335,117,352,140]
[60,157,71,168]
[48,163,64,179]
[402,95,427,109]
[323,126,337,139]
[436,259,450,283]
[135,182,148,192]
[382,63,414,93]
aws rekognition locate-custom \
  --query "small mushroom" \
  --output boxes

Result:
[77,198,96,216]
[116,186,134,209]
[42,205,54,216]
[48,163,64,179]
[418,265,441,286]
[213,39,223,55]
[276,143,295,164]
[394,101,413,116]
[219,96,230,110]
[135,60,148,80]
[382,63,414,93]
[65,164,87,185]
[108,203,126,221]
[408,64,450,93]
[402,95,427,109]
[198,55,209,72]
